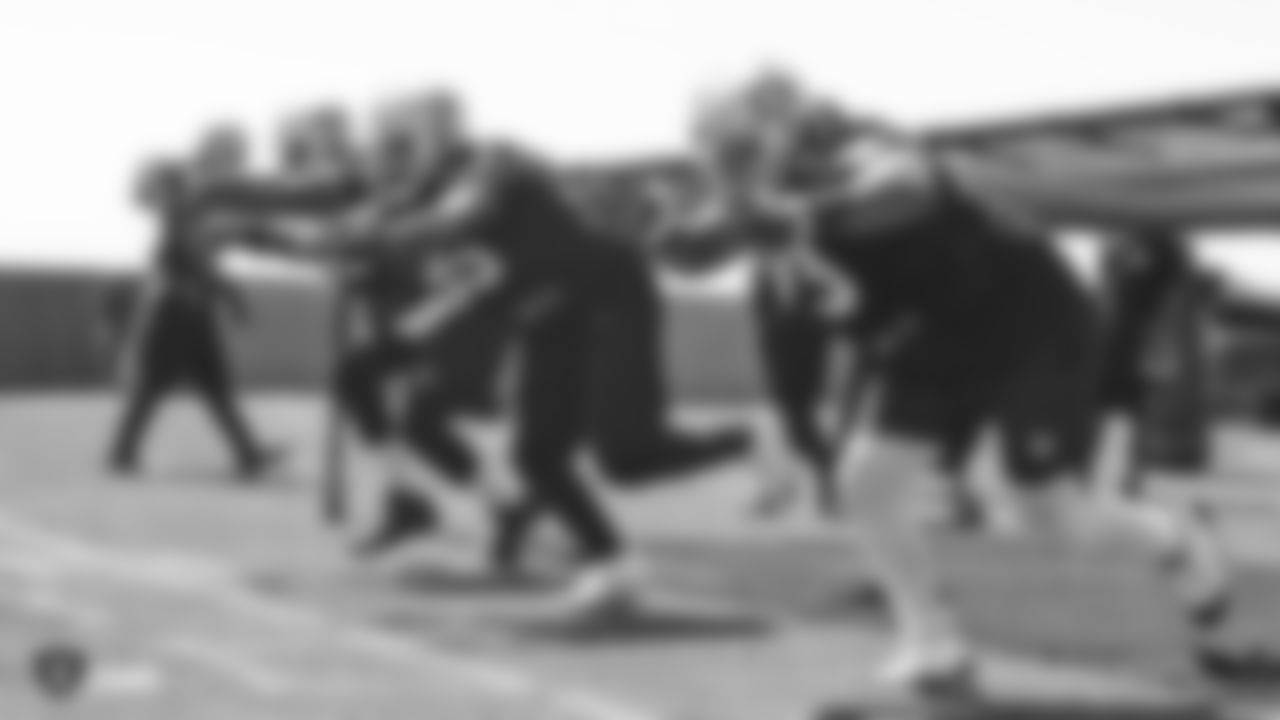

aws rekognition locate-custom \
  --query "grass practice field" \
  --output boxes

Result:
[1,394,1280,720]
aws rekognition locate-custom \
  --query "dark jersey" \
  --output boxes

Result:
[813,175,1092,383]
[392,144,610,317]
[333,151,527,352]
[463,146,599,293]
[123,188,235,373]
[149,199,227,318]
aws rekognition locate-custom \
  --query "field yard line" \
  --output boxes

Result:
[0,510,668,720]
[0,532,116,631]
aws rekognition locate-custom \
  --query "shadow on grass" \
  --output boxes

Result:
[816,696,1220,720]
[504,603,773,646]
[648,533,1280,690]
[394,565,557,595]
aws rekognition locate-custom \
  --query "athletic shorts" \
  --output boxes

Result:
[873,306,1102,486]
[136,310,229,392]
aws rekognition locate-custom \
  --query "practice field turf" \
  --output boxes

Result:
[1,394,1279,720]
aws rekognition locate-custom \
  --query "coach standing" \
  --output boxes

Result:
[105,128,278,479]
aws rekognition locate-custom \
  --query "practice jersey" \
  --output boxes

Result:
[782,136,1094,381]
[148,194,230,319]
[397,144,609,306]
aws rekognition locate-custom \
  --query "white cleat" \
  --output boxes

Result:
[1162,506,1233,630]
[875,642,979,699]
[562,561,644,621]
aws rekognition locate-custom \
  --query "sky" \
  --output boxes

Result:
[2,0,1280,293]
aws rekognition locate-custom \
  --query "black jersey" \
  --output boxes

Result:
[809,168,1094,386]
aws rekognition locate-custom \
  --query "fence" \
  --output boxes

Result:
[0,266,765,402]
[4,265,1280,421]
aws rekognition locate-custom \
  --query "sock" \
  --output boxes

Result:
[854,517,961,656]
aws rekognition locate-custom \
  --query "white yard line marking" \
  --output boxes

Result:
[0,511,668,720]
[160,634,294,695]
[0,537,114,631]
[83,662,168,698]
[15,582,114,631]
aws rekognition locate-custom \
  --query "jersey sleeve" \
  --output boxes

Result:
[204,175,365,216]
[382,147,525,246]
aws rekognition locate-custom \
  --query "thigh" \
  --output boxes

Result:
[872,358,984,470]
[428,335,511,416]
[513,303,591,450]
[753,284,833,410]
[833,423,946,523]
[995,320,1102,488]
[187,328,232,398]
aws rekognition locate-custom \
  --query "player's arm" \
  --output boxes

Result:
[650,199,753,273]
[188,210,328,264]
[204,174,364,216]
[354,152,505,249]
[194,175,367,260]
[394,245,506,342]
[647,167,786,272]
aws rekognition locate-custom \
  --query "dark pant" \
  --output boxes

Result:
[572,243,681,476]
[334,333,496,485]
[878,309,1102,486]
[752,276,839,475]
[109,316,261,469]
[343,239,738,562]
[510,302,622,562]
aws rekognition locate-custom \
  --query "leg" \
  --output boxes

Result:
[335,344,396,445]
[752,277,839,515]
[510,304,631,606]
[397,309,512,490]
[336,345,440,555]
[1091,343,1149,499]
[929,423,991,533]
[835,329,1012,691]
[581,245,751,483]
[106,343,172,474]
[834,421,974,689]
[996,329,1232,642]
[188,328,275,477]
[400,384,479,487]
